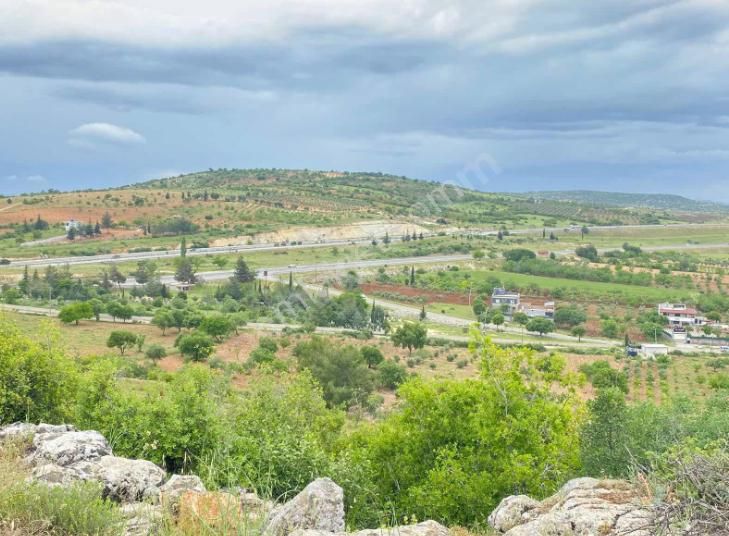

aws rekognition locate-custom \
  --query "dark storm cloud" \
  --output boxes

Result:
[1,0,729,196]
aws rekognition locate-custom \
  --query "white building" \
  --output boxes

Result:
[657,303,703,327]
[64,219,82,232]
[491,288,520,316]
[640,343,669,359]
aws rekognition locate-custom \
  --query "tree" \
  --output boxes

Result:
[526,317,554,336]
[101,212,113,228]
[491,312,505,331]
[345,334,581,527]
[0,321,78,425]
[361,345,384,369]
[419,305,427,321]
[106,301,134,323]
[232,257,255,283]
[174,258,197,285]
[152,309,174,335]
[199,314,234,342]
[580,387,630,477]
[503,248,536,262]
[391,322,427,355]
[409,266,415,286]
[472,249,485,260]
[145,344,167,361]
[109,265,126,295]
[601,318,620,339]
[106,330,139,355]
[66,226,76,240]
[180,236,187,257]
[378,360,408,389]
[554,305,587,327]
[383,232,390,245]
[94,222,101,234]
[581,226,590,240]
[131,261,157,285]
[571,325,586,342]
[58,301,93,325]
[175,331,215,362]
[575,244,598,262]
[294,336,375,408]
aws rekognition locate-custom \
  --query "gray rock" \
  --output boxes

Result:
[160,474,206,511]
[487,495,538,533]
[30,463,89,487]
[263,478,345,536]
[490,478,654,536]
[78,455,167,503]
[28,430,111,467]
[120,502,163,536]
[291,521,450,536]
[0,422,75,442]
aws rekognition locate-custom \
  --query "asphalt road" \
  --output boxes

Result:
[122,254,472,287]
[4,221,727,269]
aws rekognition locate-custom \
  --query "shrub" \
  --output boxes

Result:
[378,360,408,389]
[144,344,167,361]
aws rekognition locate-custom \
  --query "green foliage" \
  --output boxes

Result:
[580,360,628,393]
[391,322,427,354]
[232,257,255,283]
[258,337,278,353]
[293,336,375,408]
[580,387,630,477]
[526,317,554,336]
[503,248,536,262]
[144,344,166,361]
[575,244,598,262]
[571,325,586,341]
[0,321,78,425]
[175,331,215,362]
[199,313,234,341]
[601,318,620,339]
[360,345,384,369]
[344,334,582,527]
[58,301,94,325]
[105,330,139,355]
[554,305,587,327]
[377,360,408,389]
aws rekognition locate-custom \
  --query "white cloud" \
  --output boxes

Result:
[68,122,146,145]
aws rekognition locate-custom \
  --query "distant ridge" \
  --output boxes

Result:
[522,190,729,213]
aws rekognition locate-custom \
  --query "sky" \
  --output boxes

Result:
[1,0,729,199]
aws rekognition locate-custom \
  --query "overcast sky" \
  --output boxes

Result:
[1,0,728,199]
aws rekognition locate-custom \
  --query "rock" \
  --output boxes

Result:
[0,422,75,442]
[487,495,538,533]
[291,521,450,536]
[30,463,89,487]
[489,478,654,536]
[178,491,241,532]
[160,474,206,511]
[263,478,345,536]
[31,455,166,504]
[28,430,111,467]
[76,455,167,503]
[120,502,163,536]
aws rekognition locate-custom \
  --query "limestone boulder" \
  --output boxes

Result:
[263,478,345,536]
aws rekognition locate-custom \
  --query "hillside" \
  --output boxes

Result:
[524,190,729,214]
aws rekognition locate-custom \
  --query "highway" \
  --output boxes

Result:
[3,221,728,269]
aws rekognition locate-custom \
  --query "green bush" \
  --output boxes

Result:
[0,480,123,535]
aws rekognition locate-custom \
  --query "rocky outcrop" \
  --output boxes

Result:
[1,423,450,536]
[292,521,450,536]
[263,478,345,536]
[488,478,654,536]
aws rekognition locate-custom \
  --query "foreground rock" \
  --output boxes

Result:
[292,520,450,536]
[489,477,654,536]
[263,478,345,536]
